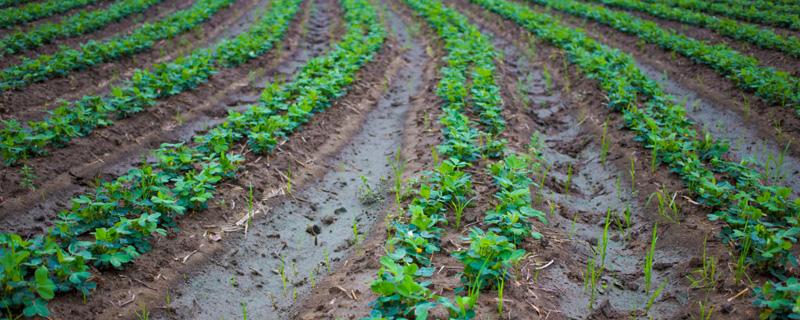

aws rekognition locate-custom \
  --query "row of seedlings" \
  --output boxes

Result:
[0,0,98,28]
[585,0,800,58]
[471,0,800,318]
[524,0,800,111]
[642,0,800,31]
[0,0,164,57]
[0,0,234,91]
[0,0,385,317]
[0,0,299,165]
[367,0,544,318]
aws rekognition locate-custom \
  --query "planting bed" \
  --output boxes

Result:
[1,0,798,319]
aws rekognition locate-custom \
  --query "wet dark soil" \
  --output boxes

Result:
[518,1,800,161]
[0,0,335,228]
[44,0,404,317]
[0,0,266,119]
[0,0,193,69]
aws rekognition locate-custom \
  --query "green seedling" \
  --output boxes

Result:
[697,300,714,320]
[450,197,474,229]
[135,303,150,320]
[278,257,288,294]
[19,164,36,191]
[357,175,383,205]
[644,281,666,315]
[497,274,505,316]
[568,214,578,240]
[644,223,658,293]
[389,148,406,209]
[564,163,573,194]
[542,66,552,94]
[647,188,680,224]
[599,121,609,165]
[352,218,361,246]
[241,302,248,320]
[687,237,718,290]
[310,268,316,288]
[324,248,331,273]
[585,209,612,309]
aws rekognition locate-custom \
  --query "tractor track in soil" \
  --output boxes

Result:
[45,1,404,317]
[0,0,341,236]
[0,0,269,119]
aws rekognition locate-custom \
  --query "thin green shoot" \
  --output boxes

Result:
[564,163,573,194]
[644,223,658,293]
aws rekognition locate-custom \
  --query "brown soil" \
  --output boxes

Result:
[520,2,800,161]
[0,0,115,37]
[49,25,401,320]
[0,0,341,235]
[42,0,408,318]
[0,0,266,119]
[296,0,760,319]
[611,5,800,77]
[0,0,194,69]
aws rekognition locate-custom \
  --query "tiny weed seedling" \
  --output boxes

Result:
[450,197,474,229]
[697,300,714,320]
[19,164,36,191]
[585,209,612,309]
[241,302,248,320]
[644,223,658,293]
[687,237,718,290]
[135,303,150,320]
[629,157,636,191]
[599,120,609,165]
[644,281,666,315]
[568,214,578,240]
[352,218,361,246]
[564,163,573,194]
[357,175,384,205]
[324,248,331,273]
[497,274,506,316]
[278,257,288,294]
[389,148,406,209]
[542,65,553,94]
[647,187,680,224]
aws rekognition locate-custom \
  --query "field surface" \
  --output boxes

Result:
[0,0,799,319]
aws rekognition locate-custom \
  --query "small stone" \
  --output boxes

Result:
[322,215,337,225]
[334,207,347,215]
[306,224,321,235]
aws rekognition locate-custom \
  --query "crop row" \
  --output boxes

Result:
[0,0,99,28]
[0,0,387,316]
[367,0,546,318]
[528,0,800,111]
[585,0,800,58]
[472,0,800,317]
[0,0,311,166]
[643,0,800,32]
[0,0,164,57]
[0,0,233,91]
[715,0,800,16]
[0,0,31,9]
[0,0,309,316]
